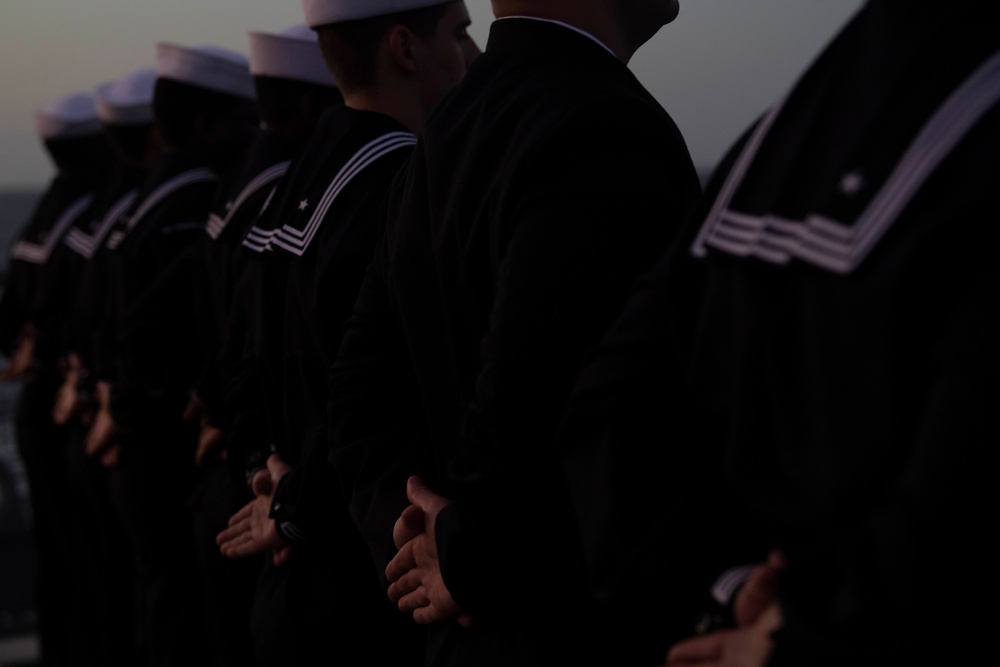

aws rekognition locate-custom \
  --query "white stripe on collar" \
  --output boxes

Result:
[496,16,616,58]
[206,161,291,240]
[243,132,416,256]
[105,167,217,250]
[62,188,138,259]
[690,46,1000,274]
[10,193,95,264]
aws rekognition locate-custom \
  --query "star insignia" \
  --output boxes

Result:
[838,170,866,197]
[298,199,309,211]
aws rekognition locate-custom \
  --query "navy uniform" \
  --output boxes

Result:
[559,1,1000,664]
[196,25,343,474]
[328,14,701,667]
[178,26,344,667]
[0,91,114,667]
[219,4,480,664]
[93,42,257,667]
[52,67,160,667]
[231,99,422,667]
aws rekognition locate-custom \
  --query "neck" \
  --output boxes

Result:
[342,84,422,134]
[492,0,665,62]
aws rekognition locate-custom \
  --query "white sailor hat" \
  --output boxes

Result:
[34,91,102,140]
[95,67,157,126]
[302,0,453,28]
[155,42,256,100]
[248,24,337,87]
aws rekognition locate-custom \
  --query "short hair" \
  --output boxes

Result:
[252,75,344,131]
[315,1,456,94]
[152,77,258,148]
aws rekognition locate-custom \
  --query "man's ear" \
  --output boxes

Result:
[386,24,420,75]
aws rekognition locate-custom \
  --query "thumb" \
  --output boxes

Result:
[393,503,426,550]
[405,475,435,510]
[266,453,290,482]
[734,552,787,627]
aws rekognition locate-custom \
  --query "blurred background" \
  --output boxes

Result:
[0,1,864,664]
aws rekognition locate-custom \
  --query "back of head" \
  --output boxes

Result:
[95,66,159,166]
[35,91,114,177]
[302,0,459,95]
[152,42,259,152]
[248,23,344,133]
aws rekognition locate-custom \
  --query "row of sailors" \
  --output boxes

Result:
[0,6,409,665]
[1,1,997,666]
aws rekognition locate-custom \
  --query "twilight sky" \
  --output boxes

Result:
[0,0,863,190]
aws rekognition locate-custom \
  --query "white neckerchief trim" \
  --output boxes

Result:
[206,161,291,240]
[63,188,138,259]
[242,132,416,256]
[10,193,95,264]
[690,46,1000,274]
[105,167,218,250]
[497,16,616,58]
[689,98,787,259]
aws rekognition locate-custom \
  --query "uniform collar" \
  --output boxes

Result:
[494,15,616,58]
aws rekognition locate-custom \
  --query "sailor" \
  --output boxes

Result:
[43,65,161,667]
[0,89,114,667]
[0,92,113,382]
[554,1,1000,666]
[324,0,702,665]
[192,24,344,466]
[216,1,478,664]
[56,66,161,431]
[84,41,257,667]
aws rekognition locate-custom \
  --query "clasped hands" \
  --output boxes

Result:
[84,380,122,468]
[216,453,295,566]
[385,476,473,627]
[663,550,787,667]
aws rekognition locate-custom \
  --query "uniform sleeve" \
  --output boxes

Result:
[109,183,218,430]
[554,238,759,645]
[31,244,84,368]
[434,98,702,617]
[554,127,764,639]
[221,357,273,489]
[218,253,277,486]
[328,227,434,585]
[112,245,200,432]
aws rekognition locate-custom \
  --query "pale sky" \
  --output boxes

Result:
[0,0,864,190]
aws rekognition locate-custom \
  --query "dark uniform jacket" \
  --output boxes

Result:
[101,147,221,434]
[193,130,299,434]
[234,105,416,540]
[328,17,702,666]
[69,168,146,392]
[227,105,423,667]
[559,2,1000,664]
[113,130,301,452]
[55,162,146,389]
